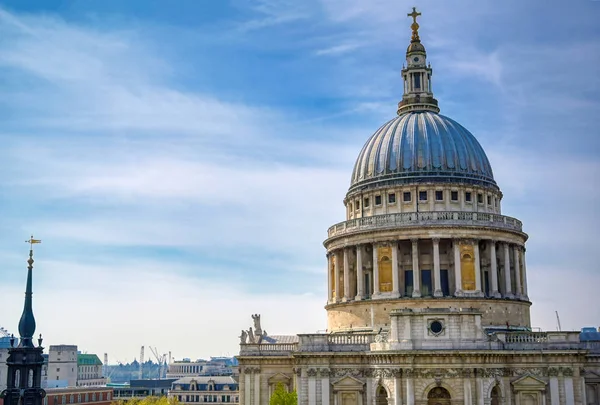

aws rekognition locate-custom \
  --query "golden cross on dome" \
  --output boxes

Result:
[25,235,42,250]
[407,7,421,24]
[407,7,422,42]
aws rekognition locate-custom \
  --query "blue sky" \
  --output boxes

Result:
[0,0,598,362]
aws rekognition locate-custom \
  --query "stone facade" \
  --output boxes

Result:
[235,8,599,405]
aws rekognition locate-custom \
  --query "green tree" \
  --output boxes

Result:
[113,396,180,405]
[269,383,297,405]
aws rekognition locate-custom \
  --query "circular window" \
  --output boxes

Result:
[413,57,419,62]
[430,320,443,334]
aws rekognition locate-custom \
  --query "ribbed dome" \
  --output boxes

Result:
[350,111,496,193]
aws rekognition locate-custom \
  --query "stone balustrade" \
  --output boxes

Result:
[239,330,600,355]
[238,343,298,356]
[327,211,523,238]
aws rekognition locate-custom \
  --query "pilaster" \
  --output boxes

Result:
[433,237,443,297]
[453,239,463,296]
[356,245,364,301]
[391,242,401,298]
[343,248,350,302]
[411,239,421,298]
[489,241,501,298]
[373,244,381,298]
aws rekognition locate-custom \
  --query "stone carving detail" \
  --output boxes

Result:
[477,368,506,378]
[561,367,574,377]
[318,369,331,377]
[332,368,367,378]
[252,314,262,336]
[513,368,544,377]
[243,314,268,344]
[391,369,403,378]
[293,368,302,377]
[307,369,318,377]
[242,367,260,374]
[403,368,465,379]
[372,369,393,378]
[374,333,389,343]
[547,368,560,377]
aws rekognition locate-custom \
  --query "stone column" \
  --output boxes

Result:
[514,245,522,298]
[549,377,559,405]
[327,253,333,303]
[335,250,343,302]
[474,240,483,296]
[476,377,484,405]
[355,246,364,301]
[373,244,380,297]
[394,372,403,405]
[254,371,260,405]
[392,242,401,298]
[244,370,251,405]
[503,243,513,298]
[405,376,414,405]
[320,371,330,405]
[463,378,472,405]
[490,241,500,297]
[564,375,575,405]
[453,240,462,296]
[411,239,421,298]
[343,248,350,302]
[522,247,529,299]
[308,370,316,405]
[433,238,443,297]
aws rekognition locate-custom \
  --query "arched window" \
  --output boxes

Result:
[28,369,34,387]
[428,387,451,405]
[14,370,21,388]
[376,385,388,405]
[491,385,501,405]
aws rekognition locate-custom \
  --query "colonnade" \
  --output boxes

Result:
[327,239,528,303]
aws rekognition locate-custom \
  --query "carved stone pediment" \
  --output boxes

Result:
[268,373,291,384]
[331,375,365,391]
[582,369,600,382]
[512,375,546,391]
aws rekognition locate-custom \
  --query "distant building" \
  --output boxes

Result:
[42,387,113,405]
[77,354,106,387]
[167,358,237,379]
[169,376,239,404]
[46,345,78,388]
[111,379,177,401]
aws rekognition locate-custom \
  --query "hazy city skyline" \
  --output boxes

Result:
[0,0,598,362]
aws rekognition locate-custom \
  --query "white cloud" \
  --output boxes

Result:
[0,258,326,361]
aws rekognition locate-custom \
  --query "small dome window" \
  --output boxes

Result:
[435,190,443,201]
[419,191,428,201]
[465,192,472,202]
[403,192,411,202]
[388,193,396,204]
[451,191,458,201]
[375,195,382,206]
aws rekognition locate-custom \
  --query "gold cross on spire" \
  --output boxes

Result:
[407,7,422,42]
[25,235,42,250]
[407,7,421,24]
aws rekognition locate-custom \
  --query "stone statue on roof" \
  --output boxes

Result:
[252,314,262,336]
[239,329,247,344]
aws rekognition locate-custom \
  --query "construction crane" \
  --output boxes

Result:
[149,347,167,379]
[139,346,144,379]
[555,311,562,332]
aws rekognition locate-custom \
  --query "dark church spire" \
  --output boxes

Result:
[1,237,46,405]
[18,237,41,348]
